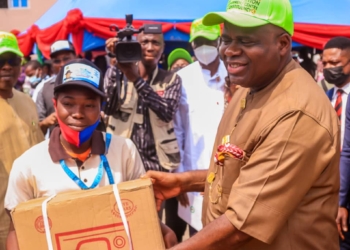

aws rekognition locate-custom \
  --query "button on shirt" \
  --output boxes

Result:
[201,60,226,92]
[5,127,145,211]
[331,83,350,147]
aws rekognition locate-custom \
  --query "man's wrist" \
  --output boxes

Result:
[179,170,206,193]
[133,77,145,91]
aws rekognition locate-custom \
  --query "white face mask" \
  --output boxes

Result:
[194,45,218,66]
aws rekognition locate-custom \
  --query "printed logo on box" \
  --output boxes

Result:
[113,236,126,248]
[112,199,137,218]
[55,223,131,250]
[35,216,52,233]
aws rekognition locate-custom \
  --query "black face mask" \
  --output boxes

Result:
[324,63,350,86]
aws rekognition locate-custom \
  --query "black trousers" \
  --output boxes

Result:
[341,227,350,250]
[165,197,187,242]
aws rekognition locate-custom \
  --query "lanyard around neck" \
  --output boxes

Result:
[59,133,114,190]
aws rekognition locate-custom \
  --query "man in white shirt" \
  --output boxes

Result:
[323,37,350,250]
[190,18,226,92]
[170,18,229,239]
[323,37,350,148]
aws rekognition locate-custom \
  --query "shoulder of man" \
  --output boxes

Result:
[13,88,35,105]
[42,75,57,88]
[265,67,337,136]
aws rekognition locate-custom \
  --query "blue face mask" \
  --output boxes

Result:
[28,69,42,87]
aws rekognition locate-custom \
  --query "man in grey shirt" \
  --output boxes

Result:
[36,40,76,134]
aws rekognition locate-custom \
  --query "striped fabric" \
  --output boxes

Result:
[335,89,344,122]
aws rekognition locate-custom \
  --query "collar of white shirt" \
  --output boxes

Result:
[201,59,226,81]
[333,82,350,98]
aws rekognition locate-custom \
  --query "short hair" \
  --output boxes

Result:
[26,60,42,70]
[324,37,350,51]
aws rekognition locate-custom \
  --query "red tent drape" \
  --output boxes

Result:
[13,9,174,58]
[175,22,350,49]
[11,8,350,58]
[293,23,350,49]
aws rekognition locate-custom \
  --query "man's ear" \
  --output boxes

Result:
[52,98,57,110]
[278,33,292,57]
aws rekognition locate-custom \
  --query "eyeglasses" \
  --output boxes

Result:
[52,57,72,65]
[0,57,22,68]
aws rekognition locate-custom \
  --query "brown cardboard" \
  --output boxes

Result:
[12,178,165,250]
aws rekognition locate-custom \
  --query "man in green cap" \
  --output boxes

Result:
[0,31,44,250]
[144,0,340,249]
[190,18,226,92]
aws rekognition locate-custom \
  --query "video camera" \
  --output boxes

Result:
[109,14,162,63]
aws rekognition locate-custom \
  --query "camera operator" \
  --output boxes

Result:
[105,28,182,177]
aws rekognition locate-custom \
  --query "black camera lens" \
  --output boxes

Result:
[115,41,142,63]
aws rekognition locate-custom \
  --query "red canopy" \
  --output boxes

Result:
[11,9,350,58]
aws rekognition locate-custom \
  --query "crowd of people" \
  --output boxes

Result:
[2,0,350,249]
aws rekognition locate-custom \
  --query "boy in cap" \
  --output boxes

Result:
[0,31,44,250]
[5,59,147,249]
[145,0,340,249]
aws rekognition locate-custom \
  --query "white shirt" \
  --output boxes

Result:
[5,133,145,211]
[331,83,350,147]
[174,62,225,173]
[201,60,226,92]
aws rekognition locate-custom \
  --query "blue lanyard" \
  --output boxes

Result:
[60,133,115,190]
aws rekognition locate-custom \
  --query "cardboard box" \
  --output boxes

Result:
[12,179,165,250]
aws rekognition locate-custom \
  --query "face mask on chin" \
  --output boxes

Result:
[194,45,218,66]
[323,65,350,87]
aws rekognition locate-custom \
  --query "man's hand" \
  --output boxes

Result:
[106,37,118,55]
[105,37,140,82]
[142,171,183,211]
[39,112,57,134]
[337,207,349,240]
[116,61,140,83]
[7,221,20,250]
[177,193,190,208]
[160,222,178,249]
[43,113,57,126]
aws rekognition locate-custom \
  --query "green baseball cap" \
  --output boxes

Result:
[202,0,294,36]
[189,18,221,43]
[0,31,23,57]
[167,48,193,69]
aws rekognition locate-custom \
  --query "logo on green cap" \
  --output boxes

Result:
[227,0,262,14]
[0,34,17,47]
[0,31,23,57]
[191,19,220,36]
[190,18,221,42]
